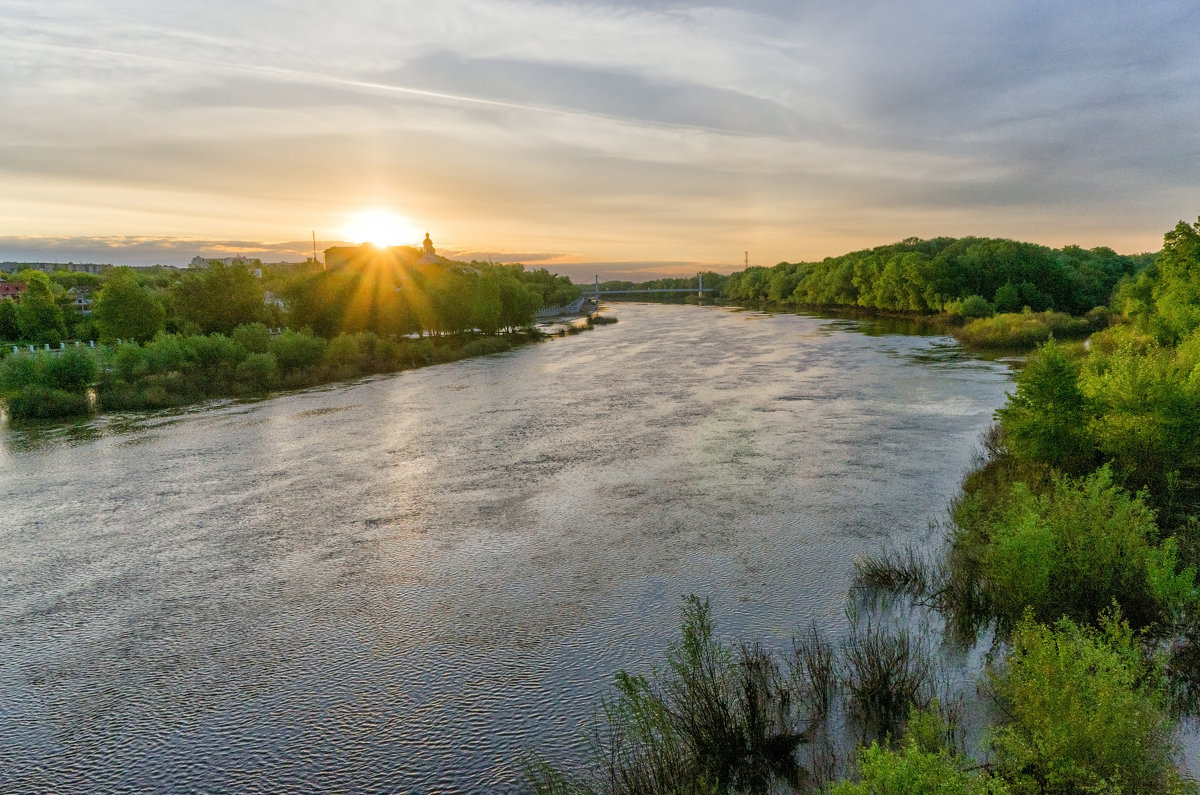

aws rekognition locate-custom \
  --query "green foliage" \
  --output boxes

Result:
[0,298,19,341]
[93,268,166,342]
[0,347,97,418]
[1140,217,1200,344]
[956,311,1091,350]
[996,340,1095,473]
[716,237,1143,316]
[172,263,266,334]
[269,329,326,371]
[234,352,278,393]
[951,294,995,319]
[954,468,1196,633]
[524,597,808,795]
[5,384,91,419]
[1078,336,1200,504]
[231,322,271,353]
[15,271,66,344]
[831,727,1009,795]
[44,347,98,391]
[986,611,1193,795]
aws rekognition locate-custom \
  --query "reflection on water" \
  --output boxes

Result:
[0,304,1013,793]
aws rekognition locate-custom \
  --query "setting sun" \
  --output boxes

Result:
[341,209,420,248]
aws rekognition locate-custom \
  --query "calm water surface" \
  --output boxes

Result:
[1,304,1013,792]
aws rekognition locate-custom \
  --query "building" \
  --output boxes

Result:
[0,282,27,301]
[68,287,94,315]
[323,244,425,271]
[0,261,109,275]
[324,237,445,271]
[189,255,263,277]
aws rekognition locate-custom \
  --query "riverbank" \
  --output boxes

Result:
[0,315,616,423]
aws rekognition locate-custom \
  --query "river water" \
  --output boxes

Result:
[0,304,1013,793]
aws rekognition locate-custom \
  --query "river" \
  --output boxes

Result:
[0,303,1013,792]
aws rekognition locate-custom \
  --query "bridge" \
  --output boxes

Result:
[584,273,715,298]
[532,272,717,320]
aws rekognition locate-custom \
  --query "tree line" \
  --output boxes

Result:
[721,236,1151,316]
[0,254,581,419]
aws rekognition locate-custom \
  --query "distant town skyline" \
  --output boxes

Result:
[3,1,1199,280]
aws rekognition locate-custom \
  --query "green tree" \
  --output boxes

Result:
[0,298,18,341]
[172,263,266,334]
[93,269,166,342]
[14,271,66,344]
[996,339,1094,473]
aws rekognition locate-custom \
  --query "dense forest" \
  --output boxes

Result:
[721,236,1152,316]
[0,250,582,419]
[595,237,1150,320]
[527,218,1200,793]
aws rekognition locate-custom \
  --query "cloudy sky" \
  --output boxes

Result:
[2,1,1199,279]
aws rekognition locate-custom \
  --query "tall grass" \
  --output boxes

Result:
[954,310,1094,349]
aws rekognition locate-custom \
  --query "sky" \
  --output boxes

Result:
[2,1,1199,281]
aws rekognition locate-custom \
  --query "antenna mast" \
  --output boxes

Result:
[313,230,320,270]
[744,251,749,268]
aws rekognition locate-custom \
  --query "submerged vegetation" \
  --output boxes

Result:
[530,215,1200,792]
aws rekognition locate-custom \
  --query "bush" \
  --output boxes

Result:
[832,720,1008,795]
[460,336,512,358]
[231,322,271,354]
[186,333,248,372]
[324,333,362,368]
[956,294,995,319]
[956,311,1090,349]
[269,329,326,372]
[234,352,278,393]
[44,347,98,392]
[957,467,1196,633]
[0,352,46,393]
[6,384,90,419]
[986,611,1191,794]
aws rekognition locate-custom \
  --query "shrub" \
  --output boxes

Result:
[231,322,271,353]
[986,611,1191,794]
[44,347,98,392]
[324,332,362,368]
[956,294,995,319]
[5,384,90,419]
[269,329,326,372]
[961,467,1197,634]
[234,352,278,393]
[108,342,141,381]
[832,723,1008,795]
[0,352,46,392]
[186,333,248,372]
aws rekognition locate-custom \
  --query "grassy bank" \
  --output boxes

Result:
[0,323,565,421]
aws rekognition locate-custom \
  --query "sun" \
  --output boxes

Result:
[341,209,420,248]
